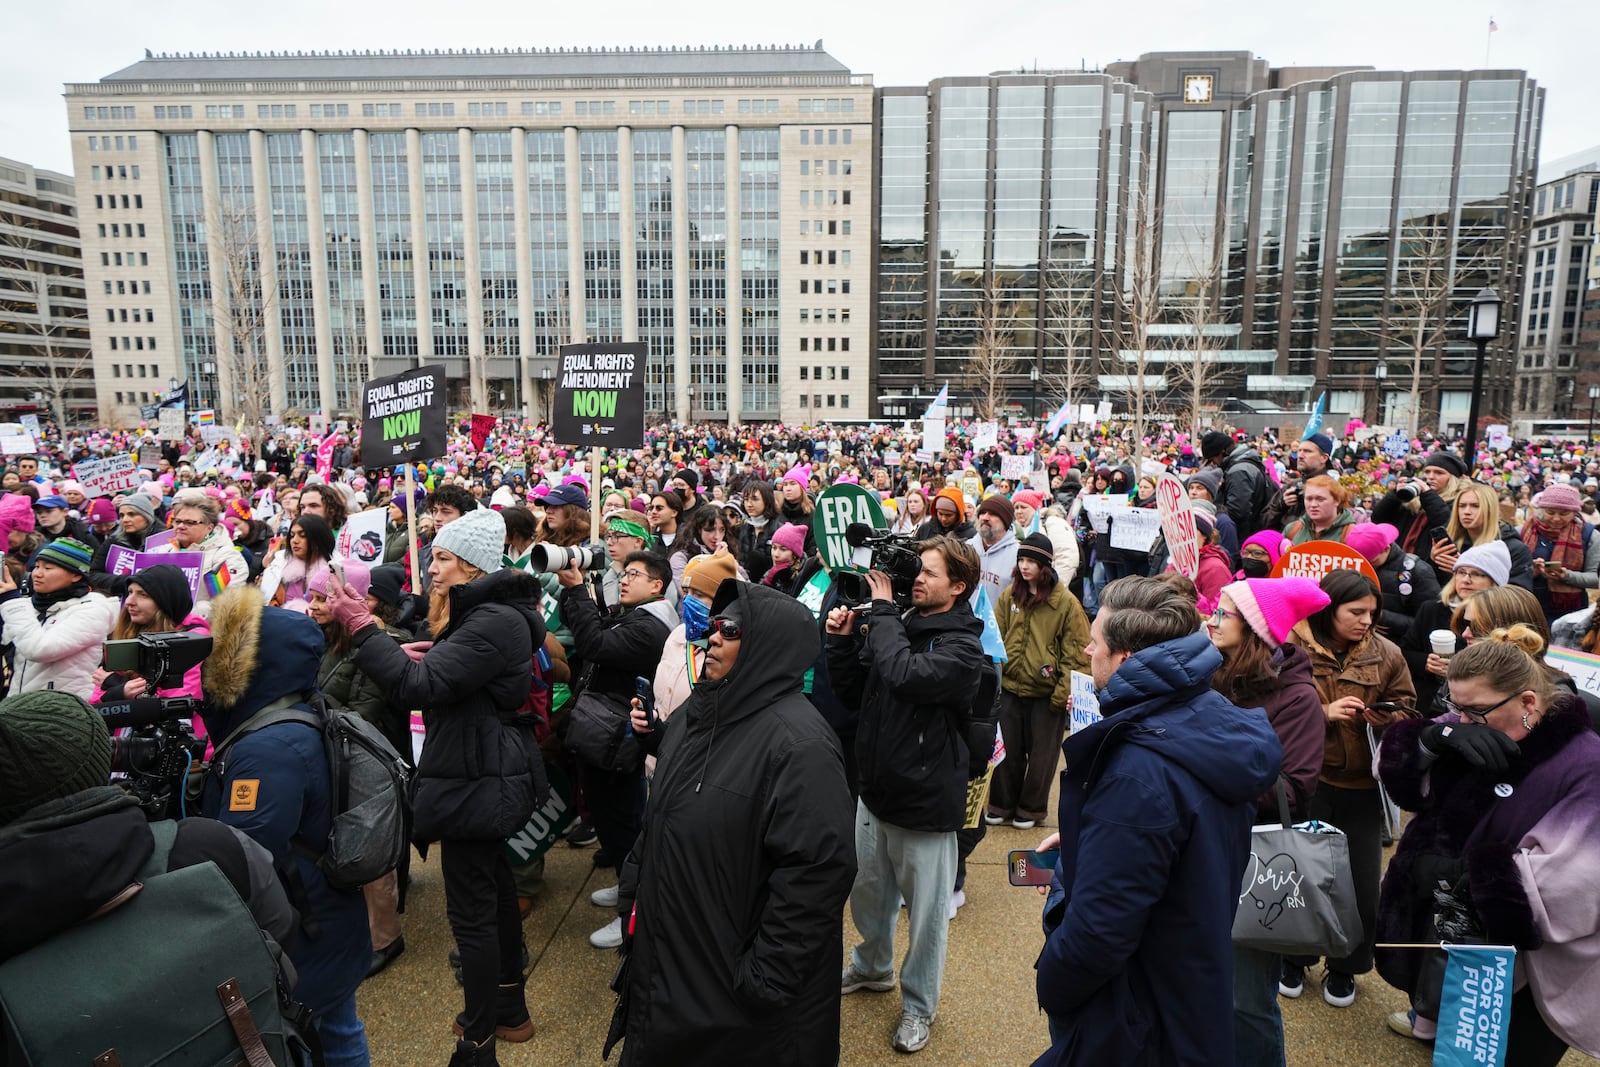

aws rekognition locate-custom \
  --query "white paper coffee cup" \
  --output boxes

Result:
[1430,629,1456,657]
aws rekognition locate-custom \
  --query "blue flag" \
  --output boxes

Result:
[1301,392,1326,441]
[924,383,949,420]
[1044,396,1075,437]
[971,586,1009,663]
[1433,945,1515,1067]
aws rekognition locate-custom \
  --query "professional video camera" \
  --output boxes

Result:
[833,523,922,611]
[530,542,610,573]
[94,631,213,821]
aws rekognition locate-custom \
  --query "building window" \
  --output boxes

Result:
[800,366,808,380]
[799,394,808,407]
[826,395,836,408]
[840,394,849,409]
[840,362,849,374]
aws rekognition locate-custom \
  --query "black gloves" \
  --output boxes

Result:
[1420,722,1521,774]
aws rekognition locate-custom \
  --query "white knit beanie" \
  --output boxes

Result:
[430,507,505,575]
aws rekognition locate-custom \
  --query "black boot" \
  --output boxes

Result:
[452,979,534,1043]
[447,1036,497,1067]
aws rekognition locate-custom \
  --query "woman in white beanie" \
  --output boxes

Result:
[1401,539,1512,716]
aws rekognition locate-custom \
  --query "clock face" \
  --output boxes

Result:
[1184,74,1214,104]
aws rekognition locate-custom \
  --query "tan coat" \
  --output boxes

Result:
[1289,620,1417,790]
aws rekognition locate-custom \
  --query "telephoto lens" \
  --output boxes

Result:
[530,542,609,573]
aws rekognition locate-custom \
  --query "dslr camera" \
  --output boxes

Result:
[833,523,922,612]
[95,631,213,821]
[530,542,609,573]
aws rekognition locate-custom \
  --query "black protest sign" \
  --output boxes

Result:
[360,364,448,465]
[551,342,646,450]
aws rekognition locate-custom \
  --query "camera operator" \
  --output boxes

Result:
[198,585,371,1066]
[555,550,675,950]
[92,563,209,732]
[826,535,986,1056]
[0,537,118,699]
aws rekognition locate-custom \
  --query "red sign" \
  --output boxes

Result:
[470,413,496,452]
[1270,540,1381,586]
[1156,473,1199,579]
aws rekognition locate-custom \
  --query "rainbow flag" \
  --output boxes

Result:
[203,564,232,598]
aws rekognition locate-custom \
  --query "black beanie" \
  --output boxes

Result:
[1422,451,1467,478]
[368,564,407,608]
[1017,532,1056,568]
[1200,432,1235,461]
[674,467,700,491]
[130,563,194,624]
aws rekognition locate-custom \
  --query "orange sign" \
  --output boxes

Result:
[1269,540,1380,586]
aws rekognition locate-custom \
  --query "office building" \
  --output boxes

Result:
[1513,170,1598,423]
[65,44,872,425]
[0,157,93,426]
[874,52,1543,432]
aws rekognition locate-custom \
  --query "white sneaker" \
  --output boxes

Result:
[590,884,619,908]
[589,916,623,949]
[948,889,966,920]
[982,813,1005,826]
[1011,818,1036,830]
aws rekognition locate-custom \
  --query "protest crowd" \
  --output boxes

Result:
[2,398,1600,1067]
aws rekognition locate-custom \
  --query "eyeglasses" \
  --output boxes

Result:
[1454,568,1490,582]
[171,518,209,528]
[646,504,667,512]
[1209,608,1242,624]
[603,532,636,542]
[709,617,743,641]
[1441,691,1522,724]
[620,568,651,582]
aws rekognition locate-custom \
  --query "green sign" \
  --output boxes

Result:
[503,765,577,866]
[812,483,887,572]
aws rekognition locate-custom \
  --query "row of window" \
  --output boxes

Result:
[92,193,144,210]
[86,135,139,152]
[797,219,853,236]
[113,391,156,405]
[798,393,850,409]
[737,99,782,114]
[108,336,157,352]
[797,308,851,323]
[96,222,146,238]
[798,279,853,295]
[797,98,857,114]
[1529,267,1585,290]
[153,106,194,119]
[798,338,853,353]
[89,165,141,180]
[799,190,854,207]
[1532,244,1589,267]
[111,362,161,377]
[798,159,853,176]
[799,250,852,266]
[102,279,152,295]
[106,308,155,324]
[206,105,246,119]
[82,106,137,120]
[799,129,854,145]
[99,251,150,266]
[798,365,851,380]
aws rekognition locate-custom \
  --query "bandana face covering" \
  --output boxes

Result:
[681,595,712,642]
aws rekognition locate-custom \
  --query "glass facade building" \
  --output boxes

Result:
[876,55,1542,430]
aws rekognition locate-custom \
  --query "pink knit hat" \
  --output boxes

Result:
[1012,489,1046,511]
[308,558,371,601]
[770,522,807,558]
[1534,483,1583,512]
[1222,577,1331,649]
[782,464,812,488]
[1239,529,1287,566]
[1344,522,1399,564]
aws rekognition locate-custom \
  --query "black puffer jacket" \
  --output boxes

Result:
[558,585,674,704]
[618,583,856,1067]
[828,597,985,832]
[354,567,546,843]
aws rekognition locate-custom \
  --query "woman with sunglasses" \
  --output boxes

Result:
[1401,540,1512,715]
[1284,569,1416,1010]
[1205,576,1331,1067]
[647,490,685,549]
[1374,628,1600,1062]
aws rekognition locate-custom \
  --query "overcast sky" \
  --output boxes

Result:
[3,0,1594,179]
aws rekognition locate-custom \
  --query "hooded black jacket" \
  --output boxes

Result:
[354,567,545,843]
[828,597,985,832]
[619,583,856,1067]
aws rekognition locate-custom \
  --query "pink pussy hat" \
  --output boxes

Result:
[1221,577,1331,649]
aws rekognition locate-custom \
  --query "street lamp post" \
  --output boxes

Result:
[1462,287,1502,468]
[1588,385,1600,452]
[539,366,554,425]
[1029,365,1040,421]
[1373,362,1388,424]
[686,385,696,426]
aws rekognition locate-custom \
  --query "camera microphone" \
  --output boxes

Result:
[845,522,877,547]
[96,697,201,730]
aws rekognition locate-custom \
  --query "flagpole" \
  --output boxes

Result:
[1485,15,1494,67]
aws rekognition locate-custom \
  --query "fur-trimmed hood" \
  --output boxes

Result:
[200,584,325,729]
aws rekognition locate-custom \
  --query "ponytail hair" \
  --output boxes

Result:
[1445,624,1557,708]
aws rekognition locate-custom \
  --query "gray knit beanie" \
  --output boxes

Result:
[0,691,112,825]
[429,506,506,575]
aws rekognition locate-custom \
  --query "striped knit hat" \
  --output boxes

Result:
[36,538,93,577]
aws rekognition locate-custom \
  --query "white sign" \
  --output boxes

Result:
[1000,454,1033,481]
[1080,494,1131,534]
[1079,405,1097,425]
[914,449,934,464]
[971,422,998,451]
[200,425,225,446]
[1486,424,1511,452]
[884,450,902,467]
[18,415,40,435]
[1069,671,1102,735]
[1014,427,1035,442]
[1156,474,1200,579]
[1026,470,1050,492]
[158,407,186,440]
[336,507,388,563]
[0,432,37,456]
[1109,507,1163,552]
[1096,400,1113,421]
[1383,433,1410,459]
[72,453,141,498]
[921,418,946,456]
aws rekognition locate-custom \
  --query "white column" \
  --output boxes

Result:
[302,129,337,415]
[459,127,486,412]
[671,124,690,420]
[512,126,535,419]
[406,127,432,364]
[618,126,638,343]
[196,129,236,417]
[724,123,742,426]
[352,129,382,381]
[249,129,289,416]
[563,126,585,344]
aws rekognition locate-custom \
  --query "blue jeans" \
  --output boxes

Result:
[315,990,370,1067]
[1233,946,1285,1067]
[848,800,957,1019]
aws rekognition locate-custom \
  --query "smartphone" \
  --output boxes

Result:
[631,675,660,734]
[328,558,346,585]
[1007,849,1060,887]
[1428,526,1451,545]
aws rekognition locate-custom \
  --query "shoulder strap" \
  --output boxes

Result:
[211,693,317,761]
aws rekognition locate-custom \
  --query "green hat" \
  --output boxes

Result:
[35,538,93,577]
[606,513,655,547]
[0,691,111,825]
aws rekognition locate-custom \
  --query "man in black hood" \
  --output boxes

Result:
[1201,431,1270,539]
[609,581,856,1066]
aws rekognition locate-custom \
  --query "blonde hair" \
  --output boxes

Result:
[1447,482,1500,548]
[1446,623,1557,706]
[426,558,487,637]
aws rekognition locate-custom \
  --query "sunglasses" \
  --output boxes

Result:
[709,617,743,641]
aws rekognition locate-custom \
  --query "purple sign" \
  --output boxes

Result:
[106,544,138,577]
[143,528,177,552]
[132,551,204,601]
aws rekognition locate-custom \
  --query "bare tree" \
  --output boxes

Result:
[963,271,1019,421]
[1164,231,1230,435]
[1041,260,1099,428]
[0,213,94,429]
[1104,178,1165,467]
[207,198,276,429]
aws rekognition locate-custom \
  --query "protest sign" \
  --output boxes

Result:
[470,413,496,452]
[133,551,204,600]
[1110,507,1163,552]
[884,450,902,467]
[1096,400,1113,420]
[1080,494,1130,534]
[551,342,646,449]
[193,409,215,427]
[1069,671,1101,735]
[1384,433,1410,459]
[0,431,36,456]
[1078,404,1097,425]
[157,407,186,440]
[143,528,176,552]
[1485,424,1511,452]
[1026,469,1050,492]
[308,413,329,437]
[18,415,39,436]
[811,483,886,573]
[503,764,578,866]
[1000,454,1032,481]
[335,508,388,564]
[1270,540,1380,585]
[971,422,998,451]
[137,445,163,470]
[914,449,934,464]
[72,453,140,498]
[1014,427,1035,443]
[960,474,984,504]
[105,544,138,577]
[1433,945,1514,1067]
[360,364,448,465]
[1544,646,1600,697]
[1156,474,1199,578]
[921,417,945,457]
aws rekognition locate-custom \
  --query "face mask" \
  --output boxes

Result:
[1241,557,1272,579]
[681,595,712,642]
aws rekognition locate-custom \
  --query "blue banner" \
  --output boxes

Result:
[1433,945,1516,1067]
